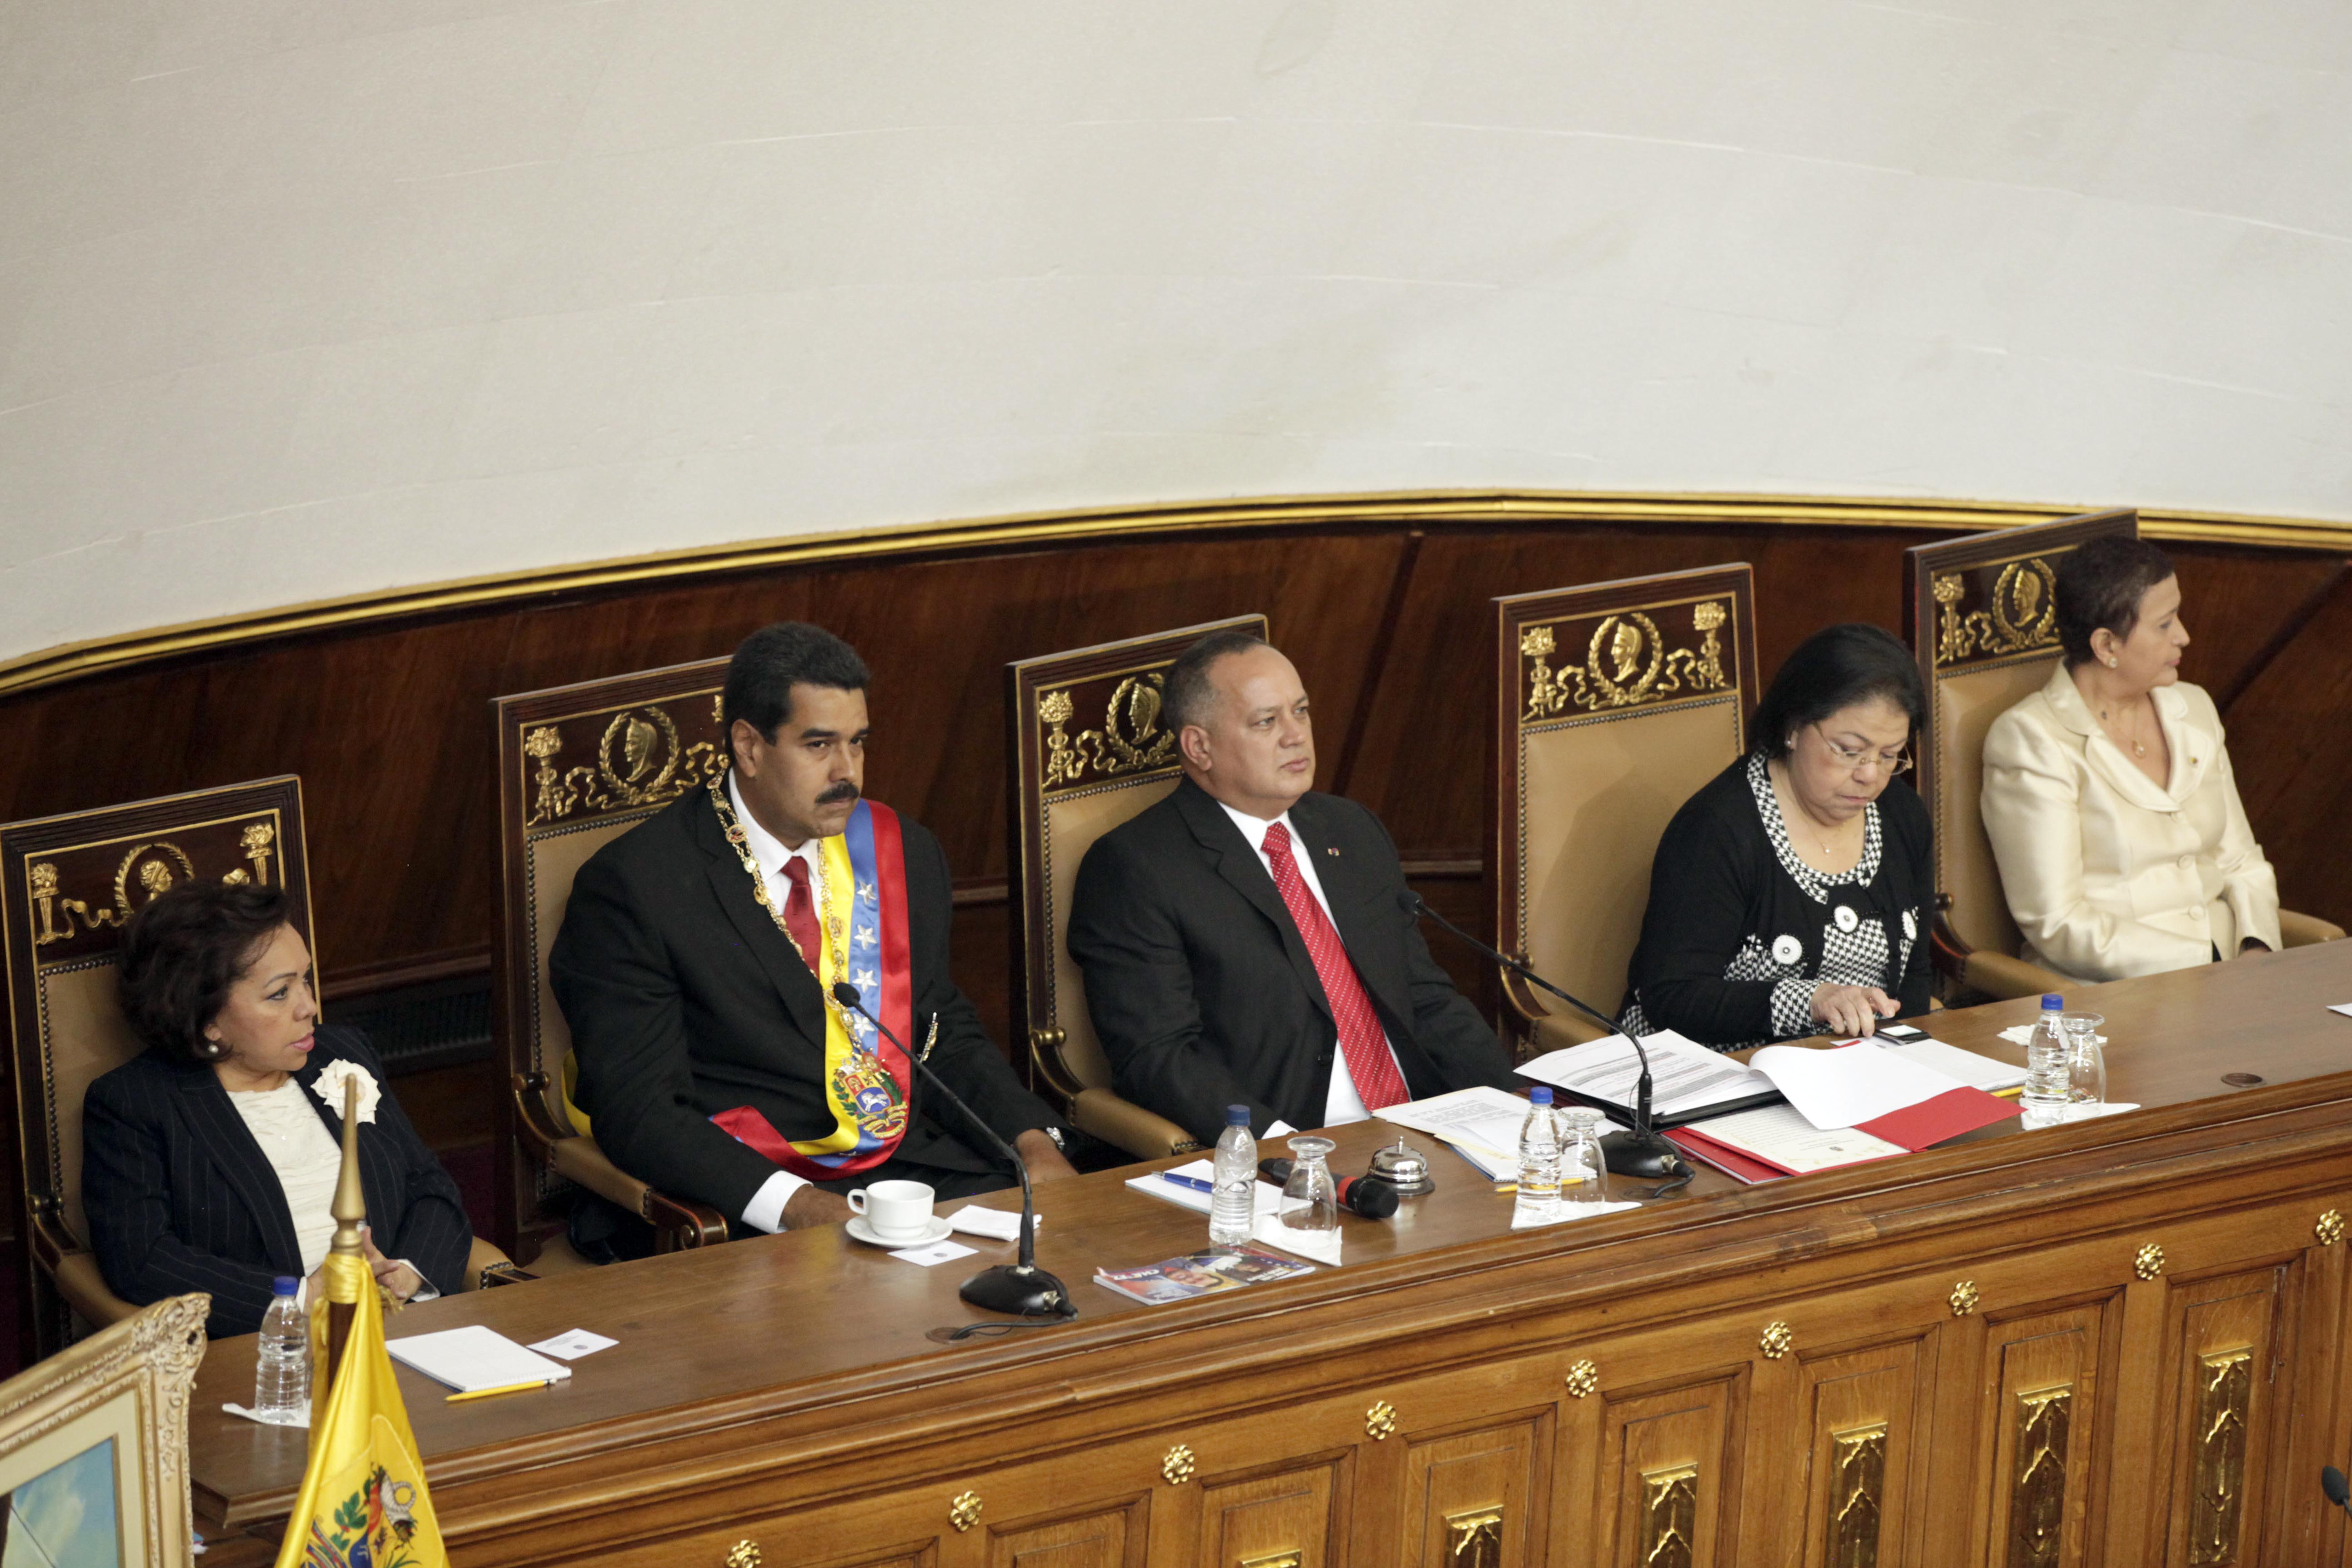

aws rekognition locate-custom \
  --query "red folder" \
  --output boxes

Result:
[1669,1086,2017,1183]
[1855,1086,2017,1151]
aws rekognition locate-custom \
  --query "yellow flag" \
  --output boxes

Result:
[273,1252,447,1568]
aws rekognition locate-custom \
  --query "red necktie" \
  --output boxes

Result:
[781,857,823,976]
[1261,821,1410,1111]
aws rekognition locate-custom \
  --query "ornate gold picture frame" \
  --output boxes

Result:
[0,1294,204,1568]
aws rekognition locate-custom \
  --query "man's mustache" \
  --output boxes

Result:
[816,782,862,806]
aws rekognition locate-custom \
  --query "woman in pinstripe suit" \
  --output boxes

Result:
[81,882,472,1338]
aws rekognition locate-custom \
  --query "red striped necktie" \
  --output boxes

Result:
[1261,821,1410,1111]
[781,857,823,975]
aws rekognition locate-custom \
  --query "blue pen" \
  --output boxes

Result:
[1159,1172,1216,1194]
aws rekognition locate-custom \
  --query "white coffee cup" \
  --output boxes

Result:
[846,1179,935,1240]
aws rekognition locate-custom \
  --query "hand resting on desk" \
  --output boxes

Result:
[1810,982,1898,1040]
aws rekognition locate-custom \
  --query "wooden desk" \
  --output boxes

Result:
[192,945,2352,1567]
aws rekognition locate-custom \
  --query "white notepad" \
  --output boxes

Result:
[387,1325,573,1392]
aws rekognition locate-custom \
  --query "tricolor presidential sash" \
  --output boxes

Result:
[711,797,917,1180]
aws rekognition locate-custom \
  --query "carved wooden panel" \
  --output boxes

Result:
[2151,1269,2289,1568]
[1972,1304,2112,1568]
[1792,1340,1932,1568]
[984,1494,1149,1568]
[1192,1458,1344,1568]
[1597,1377,1744,1568]
[1397,1413,1549,1568]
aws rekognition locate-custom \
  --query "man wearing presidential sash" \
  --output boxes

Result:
[552,623,1074,1235]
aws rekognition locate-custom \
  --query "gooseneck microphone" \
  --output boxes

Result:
[830,981,1075,1320]
[1256,1158,1402,1219]
[2323,1464,2350,1514]
[1401,892,1689,1182]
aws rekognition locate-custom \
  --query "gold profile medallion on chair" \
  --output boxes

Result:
[1007,616,1266,1160]
[1,779,313,1358]
[1492,567,1758,1054]
[494,661,736,1261]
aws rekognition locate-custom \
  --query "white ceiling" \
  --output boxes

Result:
[2,0,2347,660]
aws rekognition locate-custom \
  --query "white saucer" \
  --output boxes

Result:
[847,1215,954,1248]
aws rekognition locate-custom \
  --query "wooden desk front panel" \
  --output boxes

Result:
[440,1171,2350,1568]
[188,948,2352,1568]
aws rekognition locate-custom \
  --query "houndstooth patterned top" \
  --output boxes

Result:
[1618,753,1933,1052]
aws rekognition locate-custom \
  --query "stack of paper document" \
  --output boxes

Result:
[387,1325,573,1393]
[1517,1031,1780,1125]
[1871,1035,2027,1093]
[1125,1160,1282,1217]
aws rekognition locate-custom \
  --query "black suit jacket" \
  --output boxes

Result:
[549,788,1059,1222]
[81,1027,471,1340]
[1067,779,1517,1143]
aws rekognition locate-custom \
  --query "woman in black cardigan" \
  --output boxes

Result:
[82,881,472,1338]
[1621,623,1934,1051]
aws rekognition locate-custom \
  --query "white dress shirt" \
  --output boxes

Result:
[729,771,830,1232]
[1216,799,1407,1129]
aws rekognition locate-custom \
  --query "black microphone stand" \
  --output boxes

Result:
[831,982,1075,1319]
[1405,894,1688,1181]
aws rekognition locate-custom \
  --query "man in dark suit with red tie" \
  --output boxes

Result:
[1067,630,1518,1144]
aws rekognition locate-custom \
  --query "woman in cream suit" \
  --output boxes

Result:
[1981,536,2280,982]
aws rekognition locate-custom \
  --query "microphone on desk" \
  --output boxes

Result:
[2324,1465,2351,1515]
[1401,892,1689,1182]
[830,981,1075,1320]
[1256,1158,1402,1220]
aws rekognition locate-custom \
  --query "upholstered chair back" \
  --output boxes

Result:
[1009,618,1267,1159]
[3,778,312,1356]
[1493,568,1759,1053]
[493,661,732,1256]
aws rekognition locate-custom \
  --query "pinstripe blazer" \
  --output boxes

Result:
[81,1025,471,1339]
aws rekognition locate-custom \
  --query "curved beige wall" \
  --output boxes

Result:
[3,1,2347,661]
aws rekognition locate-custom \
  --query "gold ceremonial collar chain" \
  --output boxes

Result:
[707,774,866,1045]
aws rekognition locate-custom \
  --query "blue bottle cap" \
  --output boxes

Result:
[1529,1086,1553,1105]
[2041,994,2063,1009]
[1225,1104,1250,1126]
[272,1276,299,1296]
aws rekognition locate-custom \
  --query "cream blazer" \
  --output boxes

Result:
[1980,664,2280,983]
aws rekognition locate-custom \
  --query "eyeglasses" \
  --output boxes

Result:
[1812,724,1914,775]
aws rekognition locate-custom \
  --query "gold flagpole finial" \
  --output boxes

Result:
[330,1075,367,1256]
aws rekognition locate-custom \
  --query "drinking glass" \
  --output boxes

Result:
[1280,1136,1340,1235]
[1558,1108,1612,1206]
[2060,1012,2107,1106]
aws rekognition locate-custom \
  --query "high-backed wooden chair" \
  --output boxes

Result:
[1907,510,2342,999]
[494,662,733,1261]
[1009,618,1268,1160]
[1493,568,1760,1054]
[1,778,516,1362]
[1905,512,2132,1000]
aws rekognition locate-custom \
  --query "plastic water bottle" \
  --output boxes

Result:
[253,1276,309,1424]
[1209,1104,1258,1248]
[1515,1087,1563,1223]
[2022,993,2071,1116]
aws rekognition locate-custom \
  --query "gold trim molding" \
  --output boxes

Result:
[3,488,2344,701]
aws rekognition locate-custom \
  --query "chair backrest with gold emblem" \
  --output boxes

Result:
[1493,568,1759,1053]
[2,778,311,1358]
[1904,510,2136,986]
[493,661,733,1258]
[1008,617,1267,1159]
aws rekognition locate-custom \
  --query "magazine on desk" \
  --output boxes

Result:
[1095,1247,1317,1304]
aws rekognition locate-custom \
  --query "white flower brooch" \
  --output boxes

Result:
[310,1059,381,1125]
